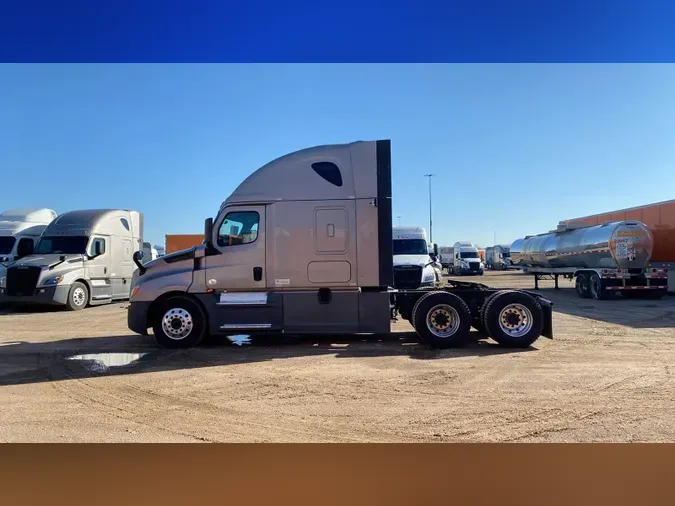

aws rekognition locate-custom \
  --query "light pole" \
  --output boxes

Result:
[424,174,436,243]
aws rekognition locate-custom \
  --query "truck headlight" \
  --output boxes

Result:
[423,272,435,282]
[0,276,5,288]
[43,276,63,286]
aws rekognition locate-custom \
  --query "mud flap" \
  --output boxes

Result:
[539,298,554,339]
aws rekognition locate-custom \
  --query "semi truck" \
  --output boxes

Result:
[450,242,485,275]
[511,220,668,300]
[0,208,58,292]
[127,139,553,350]
[142,242,159,263]
[0,209,143,310]
[485,245,512,270]
[392,226,441,289]
[560,199,675,293]
[438,246,454,273]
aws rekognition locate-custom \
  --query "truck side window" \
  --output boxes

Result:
[217,212,259,247]
[91,238,106,256]
[311,162,343,187]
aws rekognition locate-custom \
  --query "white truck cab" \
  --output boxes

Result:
[392,226,441,288]
[451,241,485,276]
[0,208,58,291]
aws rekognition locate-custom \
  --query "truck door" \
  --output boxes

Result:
[86,236,113,302]
[202,205,282,333]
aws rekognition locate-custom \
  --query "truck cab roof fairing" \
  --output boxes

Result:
[222,141,383,207]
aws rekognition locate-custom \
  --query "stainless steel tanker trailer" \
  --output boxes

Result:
[510,220,668,300]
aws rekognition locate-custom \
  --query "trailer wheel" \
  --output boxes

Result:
[483,290,544,348]
[575,273,591,299]
[411,291,471,348]
[66,282,89,311]
[152,296,207,349]
[589,273,609,300]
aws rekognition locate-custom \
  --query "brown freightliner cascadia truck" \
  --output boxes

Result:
[127,140,554,349]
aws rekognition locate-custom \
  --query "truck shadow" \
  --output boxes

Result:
[0,332,535,387]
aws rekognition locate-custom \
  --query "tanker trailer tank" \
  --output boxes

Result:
[510,221,668,300]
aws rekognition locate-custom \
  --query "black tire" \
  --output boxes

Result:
[66,281,89,311]
[152,296,207,349]
[575,273,590,299]
[589,273,609,300]
[480,291,503,332]
[411,291,472,349]
[483,290,544,348]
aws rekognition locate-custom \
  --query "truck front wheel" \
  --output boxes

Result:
[66,282,89,311]
[152,296,207,349]
[411,291,472,348]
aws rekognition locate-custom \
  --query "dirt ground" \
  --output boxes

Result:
[1,270,674,442]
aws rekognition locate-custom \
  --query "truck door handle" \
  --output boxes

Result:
[104,267,107,274]
[253,267,263,282]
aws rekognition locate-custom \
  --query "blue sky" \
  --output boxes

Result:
[2,64,674,248]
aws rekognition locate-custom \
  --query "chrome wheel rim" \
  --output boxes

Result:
[73,287,86,306]
[426,304,461,338]
[498,303,533,337]
[162,308,193,340]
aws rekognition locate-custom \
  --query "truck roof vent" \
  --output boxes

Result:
[311,162,343,187]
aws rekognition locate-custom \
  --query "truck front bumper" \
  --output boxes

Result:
[0,285,70,306]
[128,301,152,335]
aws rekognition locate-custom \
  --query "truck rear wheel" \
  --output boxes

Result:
[66,282,89,311]
[152,296,207,349]
[411,291,471,349]
[575,273,590,298]
[589,273,609,300]
[483,290,544,348]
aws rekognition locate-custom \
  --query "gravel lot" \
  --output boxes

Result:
[1,270,674,442]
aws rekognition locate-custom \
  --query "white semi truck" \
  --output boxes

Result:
[0,208,58,294]
[127,139,553,349]
[392,226,442,289]
[450,241,485,275]
[0,209,143,310]
[438,246,454,273]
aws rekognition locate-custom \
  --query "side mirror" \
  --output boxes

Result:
[94,241,103,257]
[133,250,146,275]
[204,217,214,250]
[433,243,438,256]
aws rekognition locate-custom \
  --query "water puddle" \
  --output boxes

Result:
[67,352,148,373]
[227,335,251,346]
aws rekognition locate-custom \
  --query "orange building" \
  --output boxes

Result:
[165,234,204,254]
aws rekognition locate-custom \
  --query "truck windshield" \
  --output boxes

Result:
[502,252,511,258]
[0,237,16,255]
[460,251,479,259]
[35,236,89,255]
[393,239,428,255]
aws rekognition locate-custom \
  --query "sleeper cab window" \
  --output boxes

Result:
[217,211,260,247]
[311,162,343,187]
